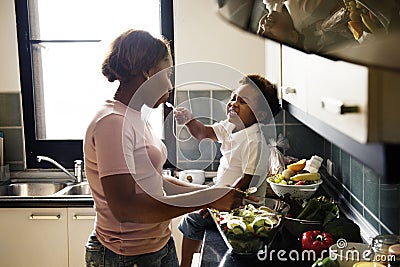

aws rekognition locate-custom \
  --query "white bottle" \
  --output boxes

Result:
[305,155,323,173]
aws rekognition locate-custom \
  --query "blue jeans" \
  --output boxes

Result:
[178,210,214,241]
[85,231,179,267]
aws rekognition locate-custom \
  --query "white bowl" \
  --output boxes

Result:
[267,178,322,199]
[329,242,371,267]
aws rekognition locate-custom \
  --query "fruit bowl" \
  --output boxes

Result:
[209,198,290,255]
[267,177,323,200]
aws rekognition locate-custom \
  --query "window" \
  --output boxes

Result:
[15,0,175,168]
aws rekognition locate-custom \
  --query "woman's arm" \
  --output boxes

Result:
[101,173,243,224]
[162,175,208,195]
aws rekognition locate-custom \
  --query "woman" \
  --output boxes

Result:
[84,29,244,267]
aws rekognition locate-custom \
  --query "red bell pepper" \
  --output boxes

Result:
[302,230,334,256]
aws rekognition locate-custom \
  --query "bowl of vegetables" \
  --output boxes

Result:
[282,195,339,238]
[209,198,290,255]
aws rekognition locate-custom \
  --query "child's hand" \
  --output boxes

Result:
[173,107,194,125]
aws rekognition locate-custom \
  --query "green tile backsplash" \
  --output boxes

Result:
[283,111,400,235]
[0,92,24,171]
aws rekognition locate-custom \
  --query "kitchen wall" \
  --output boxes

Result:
[0,0,25,171]
[1,0,399,236]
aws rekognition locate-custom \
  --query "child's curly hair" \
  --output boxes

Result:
[240,74,281,122]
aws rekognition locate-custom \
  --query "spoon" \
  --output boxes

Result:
[165,102,175,110]
[244,186,257,197]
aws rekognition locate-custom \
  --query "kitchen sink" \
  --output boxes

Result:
[60,183,91,196]
[0,182,68,197]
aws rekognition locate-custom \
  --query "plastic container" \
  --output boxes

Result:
[353,262,386,267]
[329,242,370,267]
[388,244,400,267]
[371,235,400,266]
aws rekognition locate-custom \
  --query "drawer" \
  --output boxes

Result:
[306,55,369,143]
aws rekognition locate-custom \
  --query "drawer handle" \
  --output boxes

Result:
[321,98,359,114]
[73,215,96,220]
[283,87,296,94]
[29,214,60,220]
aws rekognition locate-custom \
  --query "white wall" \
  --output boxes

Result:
[0,0,21,92]
[173,0,265,74]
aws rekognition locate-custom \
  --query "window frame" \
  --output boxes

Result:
[15,0,175,169]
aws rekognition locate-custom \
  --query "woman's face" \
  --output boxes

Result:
[146,56,174,108]
[226,84,260,130]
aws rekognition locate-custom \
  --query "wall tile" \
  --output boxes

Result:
[285,124,324,160]
[212,90,230,122]
[0,93,21,127]
[0,128,24,162]
[323,140,332,166]
[363,161,380,231]
[285,111,301,124]
[341,151,351,189]
[350,157,363,214]
[380,183,400,234]
[332,144,341,181]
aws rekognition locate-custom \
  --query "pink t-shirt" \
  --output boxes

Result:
[84,100,170,256]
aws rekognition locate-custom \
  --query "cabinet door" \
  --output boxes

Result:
[265,39,281,97]
[306,55,369,143]
[0,208,68,267]
[281,45,308,111]
[68,207,95,267]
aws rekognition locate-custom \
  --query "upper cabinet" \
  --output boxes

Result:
[281,45,400,144]
[216,0,400,71]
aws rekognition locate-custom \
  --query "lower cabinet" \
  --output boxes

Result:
[68,207,96,267]
[0,207,95,267]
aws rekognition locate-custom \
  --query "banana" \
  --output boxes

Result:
[360,13,380,33]
[290,172,321,182]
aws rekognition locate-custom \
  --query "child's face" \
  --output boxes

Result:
[226,84,260,130]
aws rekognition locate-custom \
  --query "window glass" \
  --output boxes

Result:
[29,0,163,140]
[15,0,174,168]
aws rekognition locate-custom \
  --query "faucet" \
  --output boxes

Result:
[36,155,83,183]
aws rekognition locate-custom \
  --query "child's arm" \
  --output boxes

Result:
[231,173,256,191]
[174,107,217,141]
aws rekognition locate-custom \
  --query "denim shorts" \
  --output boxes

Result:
[85,231,179,267]
[177,210,214,241]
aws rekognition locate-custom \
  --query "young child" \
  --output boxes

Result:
[174,74,281,267]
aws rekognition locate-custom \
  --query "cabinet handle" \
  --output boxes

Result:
[73,215,96,220]
[283,87,296,94]
[321,97,359,114]
[29,214,60,220]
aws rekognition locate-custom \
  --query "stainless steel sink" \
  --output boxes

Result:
[0,182,68,197]
[61,183,91,196]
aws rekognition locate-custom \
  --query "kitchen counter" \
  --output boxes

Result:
[200,224,315,267]
[0,196,93,208]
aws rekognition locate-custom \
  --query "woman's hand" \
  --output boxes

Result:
[173,107,194,125]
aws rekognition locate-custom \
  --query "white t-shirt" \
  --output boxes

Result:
[211,120,269,198]
[84,100,170,256]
